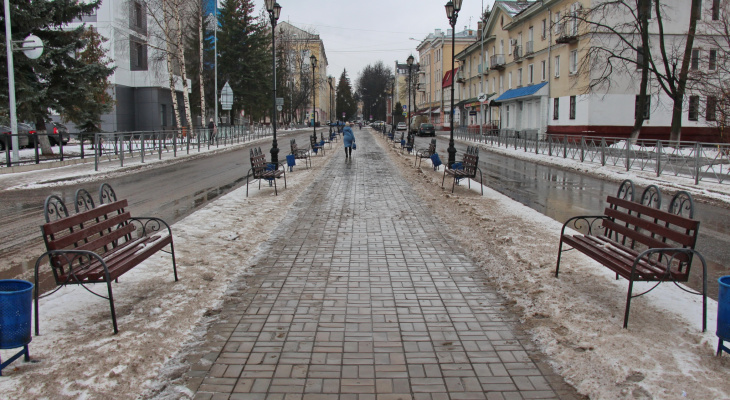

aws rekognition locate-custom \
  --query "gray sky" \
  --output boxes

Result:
[254,0,494,86]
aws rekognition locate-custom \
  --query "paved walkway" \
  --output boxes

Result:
[188,131,579,400]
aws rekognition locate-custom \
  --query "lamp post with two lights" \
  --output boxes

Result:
[265,0,281,166]
[310,54,317,144]
[445,0,463,167]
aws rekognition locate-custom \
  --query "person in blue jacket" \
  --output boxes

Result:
[343,123,355,160]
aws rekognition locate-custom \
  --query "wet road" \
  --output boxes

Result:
[420,133,730,298]
[2,128,728,298]
[0,130,318,290]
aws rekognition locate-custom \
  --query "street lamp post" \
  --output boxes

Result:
[445,0,463,168]
[407,55,414,146]
[328,76,334,135]
[265,0,281,166]
[310,54,317,144]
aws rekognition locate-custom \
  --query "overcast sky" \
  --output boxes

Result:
[253,0,495,87]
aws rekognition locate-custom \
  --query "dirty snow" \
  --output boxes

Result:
[0,129,728,399]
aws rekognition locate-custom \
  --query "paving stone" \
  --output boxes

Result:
[189,132,575,399]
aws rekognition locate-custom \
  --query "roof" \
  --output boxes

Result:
[494,82,547,102]
[442,68,458,88]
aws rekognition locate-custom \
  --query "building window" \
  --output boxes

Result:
[569,96,576,119]
[130,36,148,71]
[528,64,534,84]
[691,49,700,70]
[499,75,503,93]
[635,95,651,120]
[688,95,699,121]
[707,96,717,121]
[553,98,559,120]
[555,55,560,77]
[160,104,167,126]
[541,19,547,39]
[541,60,546,81]
[570,50,578,74]
[517,68,523,86]
[712,0,720,20]
[508,72,512,89]
[637,46,644,69]
[554,11,561,35]
[709,49,717,70]
[130,1,146,34]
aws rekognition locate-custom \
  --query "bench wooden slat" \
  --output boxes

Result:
[43,200,128,235]
[607,196,699,230]
[45,212,133,250]
[603,207,697,247]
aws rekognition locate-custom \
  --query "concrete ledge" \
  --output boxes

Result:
[0,157,97,174]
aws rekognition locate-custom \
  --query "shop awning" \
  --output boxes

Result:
[430,108,441,114]
[494,82,548,103]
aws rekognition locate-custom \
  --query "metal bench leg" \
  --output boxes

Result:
[555,238,565,278]
[106,279,119,334]
[169,239,178,281]
[624,279,635,329]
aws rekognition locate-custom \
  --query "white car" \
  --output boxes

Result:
[396,122,407,131]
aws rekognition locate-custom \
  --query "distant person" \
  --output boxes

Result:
[343,123,355,160]
[207,118,216,144]
[358,122,362,130]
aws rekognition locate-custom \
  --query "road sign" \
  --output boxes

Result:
[342,112,346,117]
[277,105,283,111]
[221,81,233,110]
[402,112,407,116]
[276,97,284,106]
[402,105,407,111]
[477,92,488,103]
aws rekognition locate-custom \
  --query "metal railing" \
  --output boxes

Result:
[453,127,730,185]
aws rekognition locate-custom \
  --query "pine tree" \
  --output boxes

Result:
[216,0,269,122]
[336,69,356,121]
[62,27,115,132]
[0,0,114,141]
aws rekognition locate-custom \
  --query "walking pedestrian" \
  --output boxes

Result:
[343,123,355,160]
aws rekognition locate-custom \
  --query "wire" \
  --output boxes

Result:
[287,20,429,36]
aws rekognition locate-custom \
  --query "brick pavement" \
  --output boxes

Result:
[188,131,580,400]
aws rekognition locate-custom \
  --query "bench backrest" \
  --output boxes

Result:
[42,199,133,282]
[602,196,700,271]
[250,147,267,177]
[460,146,479,176]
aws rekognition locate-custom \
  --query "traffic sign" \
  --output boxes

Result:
[276,97,284,106]
[402,112,407,116]
[477,92,488,103]
[277,105,283,111]
[221,81,233,110]
[402,105,407,111]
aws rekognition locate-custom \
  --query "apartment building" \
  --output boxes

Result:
[277,22,331,124]
[455,0,725,141]
[65,0,190,132]
[415,28,476,127]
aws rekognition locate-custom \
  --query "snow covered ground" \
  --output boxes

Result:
[0,129,728,399]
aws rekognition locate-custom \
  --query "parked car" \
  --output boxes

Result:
[396,122,407,131]
[0,125,30,150]
[48,121,70,146]
[16,122,36,148]
[417,123,436,137]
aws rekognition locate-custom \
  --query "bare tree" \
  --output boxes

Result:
[576,0,702,142]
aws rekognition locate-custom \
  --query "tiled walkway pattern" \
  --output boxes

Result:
[190,132,574,399]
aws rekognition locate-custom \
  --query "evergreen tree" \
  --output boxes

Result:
[63,27,114,132]
[0,0,114,141]
[336,69,356,121]
[216,0,269,122]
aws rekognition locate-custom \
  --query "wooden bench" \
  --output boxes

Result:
[414,139,437,167]
[441,146,484,195]
[35,189,178,334]
[247,147,286,197]
[310,135,325,156]
[555,194,707,331]
[290,139,311,169]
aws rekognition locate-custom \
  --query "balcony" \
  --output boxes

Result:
[456,70,466,83]
[524,41,534,58]
[490,54,505,70]
[555,23,579,44]
[513,45,523,62]
[477,63,488,76]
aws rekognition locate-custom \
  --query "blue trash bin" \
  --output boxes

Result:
[717,276,730,355]
[286,154,296,172]
[0,279,33,375]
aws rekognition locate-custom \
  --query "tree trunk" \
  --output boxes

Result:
[669,0,702,143]
[35,119,53,155]
[163,0,182,129]
[198,2,206,127]
[630,0,652,143]
[174,3,193,130]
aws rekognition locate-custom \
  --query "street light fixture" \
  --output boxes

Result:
[266,0,282,166]
[310,54,317,144]
[445,0,463,167]
[406,55,414,146]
